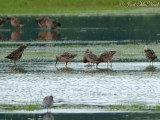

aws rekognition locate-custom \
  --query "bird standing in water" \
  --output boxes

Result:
[5,44,27,66]
[45,17,61,29]
[55,52,77,67]
[83,49,92,65]
[98,51,117,67]
[144,46,157,65]
[85,51,99,68]
[43,96,54,112]
[35,17,48,28]
[7,16,24,29]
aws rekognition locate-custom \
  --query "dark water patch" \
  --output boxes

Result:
[1,112,160,120]
[0,15,159,43]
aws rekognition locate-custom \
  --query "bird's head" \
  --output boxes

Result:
[144,46,148,51]
[7,16,14,20]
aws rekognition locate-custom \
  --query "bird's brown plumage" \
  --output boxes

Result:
[7,16,24,28]
[35,17,48,28]
[45,17,61,29]
[0,18,7,28]
[144,46,157,62]
[5,44,27,65]
[55,52,77,66]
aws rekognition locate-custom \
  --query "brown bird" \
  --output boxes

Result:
[0,18,7,28]
[144,46,157,65]
[83,49,92,64]
[98,51,117,67]
[5,44,27,66]
[45,17,61,29]
[85,51,99,68]
[35,17,47,28]
[55,52,77,67]
[43,96,54,112]
[7,16,24,29]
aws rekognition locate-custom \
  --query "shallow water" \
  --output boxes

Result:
[0,15,160,110]
[0,62,160,106]
[1,112,160,120]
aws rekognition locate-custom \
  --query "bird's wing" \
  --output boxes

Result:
[147,49,157,58]
[5,49,22,59]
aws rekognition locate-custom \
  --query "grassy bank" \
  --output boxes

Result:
[0,0,159,15]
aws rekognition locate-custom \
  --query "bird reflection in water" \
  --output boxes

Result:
[37,31,61,41]
[43,112,54,120]
[11,66,26,74]
[144,65,156,72]
[10,30,23,41]
[0,33,8,41]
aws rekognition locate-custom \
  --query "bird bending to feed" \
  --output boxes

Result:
[98,51,117,67]
[43,96,54,112]
[45,17,61,29]
[85,51,99,68]
[5,44,27,66]
[35,17,47,28]
[83,49,92,64]
[7,16,24,29]
[0,18,7,28]
[144,46,157,65]
[55,52,77,67]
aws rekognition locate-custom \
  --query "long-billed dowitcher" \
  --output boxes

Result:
[83,49,92,64]
[55,52,77,67]
[7,16,24,29]
[35,17,48,28]
[144,46,157,65]
[85,51,99,68]
[45,17,61,29]
[5,44,27,66]
[43,96,54,112]
[98,51,117,67]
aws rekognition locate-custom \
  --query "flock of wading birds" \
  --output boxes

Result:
[2,16,158,111]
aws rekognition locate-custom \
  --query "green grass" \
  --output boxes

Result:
[0,0,159,14]
[0,104,160,111]
[1,42,160,62]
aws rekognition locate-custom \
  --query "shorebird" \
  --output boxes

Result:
[45,17,61,29]
[55,52,77,67]
[43,96,54,112]
[83,49,92,65]
[0,18,7,28]
[98,51,117,67]
[7,16,24,29]
[5,44,27,66]
[35,17,47,28]
[144,46,157,65]
[85,51,99,68]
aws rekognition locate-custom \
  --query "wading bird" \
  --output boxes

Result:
[45,17,61,29]
[5,44,27,66]
[83,49,92,64]
[144,46,157,65]
[55,52,77,67]
[98,51,117,67]
[85,51,99,68]
[0,18,7,28]
[43,96,54,112]
[7,16,24,29]
[35,17,48,28]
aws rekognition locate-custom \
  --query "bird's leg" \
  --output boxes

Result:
[55,61,57,66]
[107,62,109,68]
[152,61,153,66]
[110,62,112,68]
[66,62,68,67]
[14,61,16,66]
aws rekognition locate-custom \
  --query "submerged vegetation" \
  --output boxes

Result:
[1,104,160,111]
